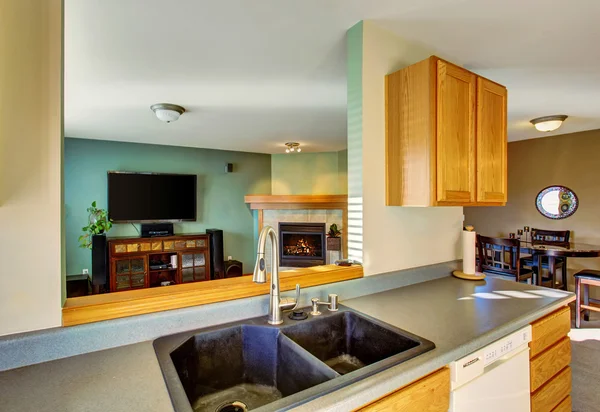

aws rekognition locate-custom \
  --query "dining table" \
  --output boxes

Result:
[519,240,600,289]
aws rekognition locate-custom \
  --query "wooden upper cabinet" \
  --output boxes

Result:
[476,77,507,203]
[385,56,507,207]
[436,60,476,204]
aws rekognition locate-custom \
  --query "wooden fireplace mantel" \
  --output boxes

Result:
[244,194,348,210]
[244,194,348,257]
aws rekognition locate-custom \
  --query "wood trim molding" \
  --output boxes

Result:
[257,209,264,232]
[245,194,348,210]
[62,265,363,327]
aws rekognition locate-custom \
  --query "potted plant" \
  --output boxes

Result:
[326,223,342,251]
[78,201,113,249]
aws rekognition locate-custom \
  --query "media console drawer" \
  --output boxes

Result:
[113,241,154,254]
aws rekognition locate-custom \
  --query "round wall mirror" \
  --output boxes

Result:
[535,186,578,219]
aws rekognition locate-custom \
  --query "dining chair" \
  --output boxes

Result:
[574,269,600,328]
[524,229,570,289]
[477,235,534,283]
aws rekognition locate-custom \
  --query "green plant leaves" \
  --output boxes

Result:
[327,223,341,238]
[80,201,111,249]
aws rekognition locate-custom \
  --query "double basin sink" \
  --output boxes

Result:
[154,307,434,412]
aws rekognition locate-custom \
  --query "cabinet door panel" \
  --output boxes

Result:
[477,77,507,203]
[130,273,145,288]
[358,368,450,411]
[116,275,130,290]
[115,260,130,275]
[111,256,148,291]
[131,258,144,273]
[180,252,209,283]
[436,60,476,204]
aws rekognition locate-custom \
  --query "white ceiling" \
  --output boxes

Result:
[65,0,600,154]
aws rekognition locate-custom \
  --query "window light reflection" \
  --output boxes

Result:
[458,289,569,301]
[495,291,542,299]
[526,290,570,298]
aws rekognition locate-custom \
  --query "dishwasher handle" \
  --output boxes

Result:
[451,350,485,387]
[451,343,530,389]
[483,344,530,375]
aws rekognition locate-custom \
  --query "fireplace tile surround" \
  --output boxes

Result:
[263,209,343,271]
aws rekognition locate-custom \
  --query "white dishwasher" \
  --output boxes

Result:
[449,325,532,412]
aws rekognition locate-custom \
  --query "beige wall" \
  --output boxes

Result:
[357,22,464,276]
[271,151,348,195]
[0,0,63,335]
[465,129,600,288]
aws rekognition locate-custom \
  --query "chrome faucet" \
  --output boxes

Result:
[253,226,300,325]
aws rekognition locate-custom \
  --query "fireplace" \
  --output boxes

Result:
[279,222,326,267]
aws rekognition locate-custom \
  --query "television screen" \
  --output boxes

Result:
[108,172,197,222]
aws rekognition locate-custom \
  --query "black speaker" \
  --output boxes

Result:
[141,223,174,237]
[225,163,233,173]
[206,228,224,280]
[224,260,243,278]
[91,234,108,288]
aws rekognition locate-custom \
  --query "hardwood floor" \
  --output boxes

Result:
[570,303,600,412]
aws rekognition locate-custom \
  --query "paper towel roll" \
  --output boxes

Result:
[170,254,178,269]
[462,229,477,275]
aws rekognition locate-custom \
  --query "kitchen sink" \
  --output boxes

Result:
[169,325,337,411]
[154,307,434,412]
[281,311,420,375]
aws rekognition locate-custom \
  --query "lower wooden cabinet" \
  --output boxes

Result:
[551,394,572,412]
[531,366,571,412]
[530,306,571,358]
[356,368,450,412]
[530,337,571,392]
[112,256,148,291]
[529,306,572,412]
[108,234,211,292]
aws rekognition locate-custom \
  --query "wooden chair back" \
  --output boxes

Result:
[477,235,523,279]
[531,229,570,246]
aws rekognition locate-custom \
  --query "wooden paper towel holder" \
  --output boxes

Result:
[452,225,486,281]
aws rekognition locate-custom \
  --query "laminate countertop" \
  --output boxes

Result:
[0,276,574,412]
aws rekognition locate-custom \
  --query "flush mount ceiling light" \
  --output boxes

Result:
[150,103,185,123]
[530,115,568,132]
[284,142,301,153]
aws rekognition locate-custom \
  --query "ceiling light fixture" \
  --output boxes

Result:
[151,103,186,123]
[530,115,568,132]
[284,142,301,153]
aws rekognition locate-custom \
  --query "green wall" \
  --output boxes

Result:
[271,151,348,195]
[64,138,271,275]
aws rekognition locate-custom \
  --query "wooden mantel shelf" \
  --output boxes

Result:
[244,194,348,210]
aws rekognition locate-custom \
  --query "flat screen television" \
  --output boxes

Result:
[107,171,197,222]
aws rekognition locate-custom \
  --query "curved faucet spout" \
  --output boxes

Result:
[253,226,276,283]
[252,225,300,325]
